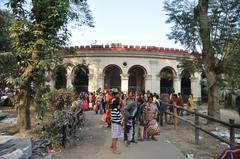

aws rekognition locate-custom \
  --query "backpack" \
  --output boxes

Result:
[218,146,240,159]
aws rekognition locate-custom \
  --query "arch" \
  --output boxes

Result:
[127,65,146,93]
[180,70,191,102]
[160,66,176,94]
[54,65,67,89]
[103,64,123,74]
[72,65,89,93]
[160,66,177,76]
[127,65,148,75]
[103,64,122,91]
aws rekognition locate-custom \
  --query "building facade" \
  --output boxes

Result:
[49,44,201,102]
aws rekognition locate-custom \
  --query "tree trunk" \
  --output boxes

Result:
[18,84,31,133]
[195,0,220,119]
[206,71,220,119]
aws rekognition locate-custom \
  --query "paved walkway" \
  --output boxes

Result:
[53,111,185,159]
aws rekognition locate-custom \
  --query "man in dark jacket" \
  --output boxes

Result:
[123,101,138,145]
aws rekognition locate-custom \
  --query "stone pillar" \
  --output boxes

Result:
[191,76,201,102]
[121,74,129,93]
[156,76,160,94]
[173,76,181,94]
[98,73,105,90]
[50,79,55,90]
[88,73,95,92]
[149,60,158,93]
[45,71,55,90]
[144,75,152,92]
[88,59,101,92]
[66,66,73,89]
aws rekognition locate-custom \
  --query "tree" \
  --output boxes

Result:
[0,9,16,89]
[0,9,12,52]
[164,0,240,118]
[6,0,93,133]
[219,41,240,95]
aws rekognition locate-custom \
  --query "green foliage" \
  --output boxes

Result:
[177,54,203,77]
[34,84,50,121]
[164,0,200,51]
[164,0,240,93]
[34,87,74,121]
[67,47,78,55]
[219,41,240,94]
[160,69,174,81]
[0,52,17,87]
[164,0,240,54]
[6,0,93,87]
[0,9,13,52]
[47,89,73,110]
[5,0,93,130]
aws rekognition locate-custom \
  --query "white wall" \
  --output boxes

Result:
[56,50,202,101]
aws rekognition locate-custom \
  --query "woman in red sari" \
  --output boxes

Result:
[144,96,160,141]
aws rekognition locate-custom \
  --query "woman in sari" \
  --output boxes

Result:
[187,94,193,111]
[144,96,160,141]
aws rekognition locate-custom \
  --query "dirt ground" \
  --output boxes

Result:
[1,104,240,159]
[160,104,240,159]
[52,111,185,159]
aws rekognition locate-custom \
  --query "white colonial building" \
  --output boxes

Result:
[49,44,202,102]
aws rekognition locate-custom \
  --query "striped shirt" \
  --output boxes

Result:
[111,108,122,125]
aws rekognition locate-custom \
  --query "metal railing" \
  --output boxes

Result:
[165,104,240,146]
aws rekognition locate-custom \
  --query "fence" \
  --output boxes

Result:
[48,109,85,148]
[165,104,240,146]
[62,109,85,147]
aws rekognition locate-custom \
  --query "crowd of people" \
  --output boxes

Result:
[71,89,194,154]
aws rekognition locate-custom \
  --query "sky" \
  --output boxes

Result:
[69,0,185,49]
[0,0,185,50]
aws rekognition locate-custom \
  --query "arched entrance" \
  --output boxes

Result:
[160,67,175,94]
[181,70,191,103]
[72,65,89,93]
[128,65,146,93]
[54,66,67,89]
[103,64,122,91]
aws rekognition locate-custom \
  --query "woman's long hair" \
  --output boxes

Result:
[112,97,120,109]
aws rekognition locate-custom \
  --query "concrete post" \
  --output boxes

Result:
[98,73,105,90]
[121,74,129,93]
[144,75,152,92]
[66,66,73,89]
[191,76,201,102]
[88,73,97,92]
[149,60,158,93]
[156,76,160,94]
[45,71,55,89]
[173,76,181,94]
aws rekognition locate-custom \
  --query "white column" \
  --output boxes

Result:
[45,71,54,89]
[173,76,181,94]
[88,59,101,92]
[88,73,95,92]
[156,76,160,94]
[121,74,129,93]
[149,60,158,93]
[191,76,201,102]
[145,75,152,92]
[66,66,73,89]
[98,73,105,90]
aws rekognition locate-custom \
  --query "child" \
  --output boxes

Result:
[126,117,133,145]
[110,98,123,154]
